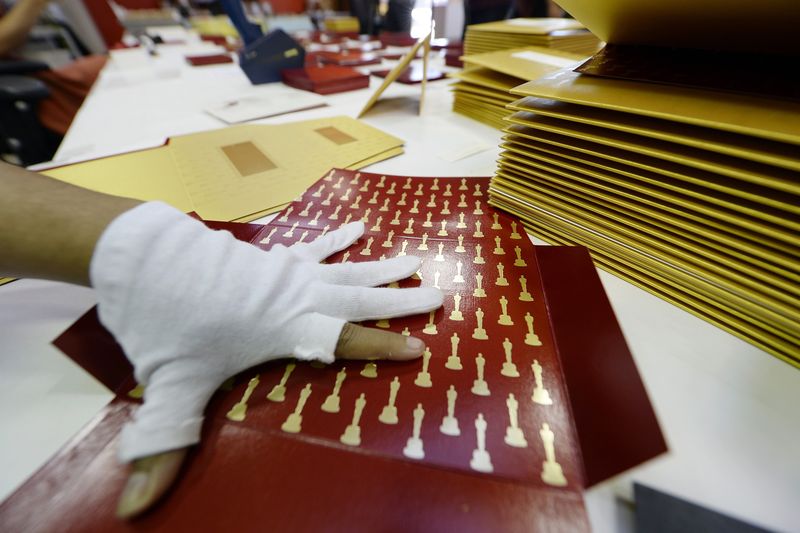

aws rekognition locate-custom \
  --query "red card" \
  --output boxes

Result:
[185,53,234,66]
[282,66,370,95]
[0,171,666,531]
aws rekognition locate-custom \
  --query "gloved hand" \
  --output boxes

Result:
[90,202,443,463]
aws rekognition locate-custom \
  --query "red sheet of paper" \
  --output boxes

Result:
[0,170,666,532]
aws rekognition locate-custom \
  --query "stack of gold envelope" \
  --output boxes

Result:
[450,46,588,129]
[464,18,601,57]
[43,116,404,222]
[490,69,800,367]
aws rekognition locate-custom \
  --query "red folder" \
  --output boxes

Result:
[282,66,369,94]
[185,53,234,66]
[315,50,383,66]
[0,171,666,532]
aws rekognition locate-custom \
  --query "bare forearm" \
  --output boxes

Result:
[0,162,141,286]
[0,0,50,55]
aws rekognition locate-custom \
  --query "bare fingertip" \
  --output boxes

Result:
[400,336,426,358]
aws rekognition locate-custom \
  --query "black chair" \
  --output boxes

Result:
[0,59,61,166]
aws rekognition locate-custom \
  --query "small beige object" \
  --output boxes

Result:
[473,244,485,265]
[469,413,493,472]
[453,261,465,283]
[472,308,488,340]
[524,312,542,346]
[434,242,445,262]
[267,363,296,402]
[321,367,347,413]
[361,362,378,378]
[455,235,466,254]
[403,403,426,459]
[540,423,567,486]
[259,227,277,244]
[379,377,401,424]
[471,353,490,396]
[226,375,260,422]
[493,236,505,255]
[519,275,534,301]
[532,360,553,405]
[504,393,528,448]
[514,246,528,267]
[449,293,464,321]
[439,385,461,436]
[340,393,367,446]
[498,296,514,326]
[422,310,438,335]
[281,383,312,433]
[446,333,463,370]
[501,338,519,377]
[495,264,509,286]
[473,273,487,298]
[414,348,433,388]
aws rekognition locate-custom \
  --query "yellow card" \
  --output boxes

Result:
[169,116,403,221]
[505,110,800,195]
[555,0,799,54]
[358,33,432,119]
[508,96,800,172]
[463,46,587,81]
[511,69,800,146]
[42,146,195,212]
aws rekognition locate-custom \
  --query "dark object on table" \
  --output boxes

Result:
[634,484,770,533]
[239,29,306,84]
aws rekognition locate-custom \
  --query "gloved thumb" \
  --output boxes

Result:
[119,361,222,463]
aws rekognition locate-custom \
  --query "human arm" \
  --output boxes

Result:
[0,0,50,56]
[0,162,442,518]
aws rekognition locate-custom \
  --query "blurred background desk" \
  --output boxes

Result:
[1,25,799,533]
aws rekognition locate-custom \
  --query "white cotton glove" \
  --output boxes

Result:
[90,202,442,462]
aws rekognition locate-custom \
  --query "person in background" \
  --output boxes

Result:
[0,0,106,139]
[0,160,444,518]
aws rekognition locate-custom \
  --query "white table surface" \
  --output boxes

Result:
[2,31,799,532]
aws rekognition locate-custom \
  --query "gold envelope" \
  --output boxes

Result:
[42,147,195,212]
[493,166,800,338]
[554,0,800,55]
[501,123,798,212]
[512,69,800,146]
[508,96,800,172]
[169,116,404,221]
[490,189,800,368]
[42,117,404,222]
[462,46,587,81]
[499,130,800,227]
[505,110,800,194]
[449,68,521,92]
[452,83,515,104]
[466,18,585,36]
[497,145,800,298]
[491,173,800,351]
[496,148,798,284]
